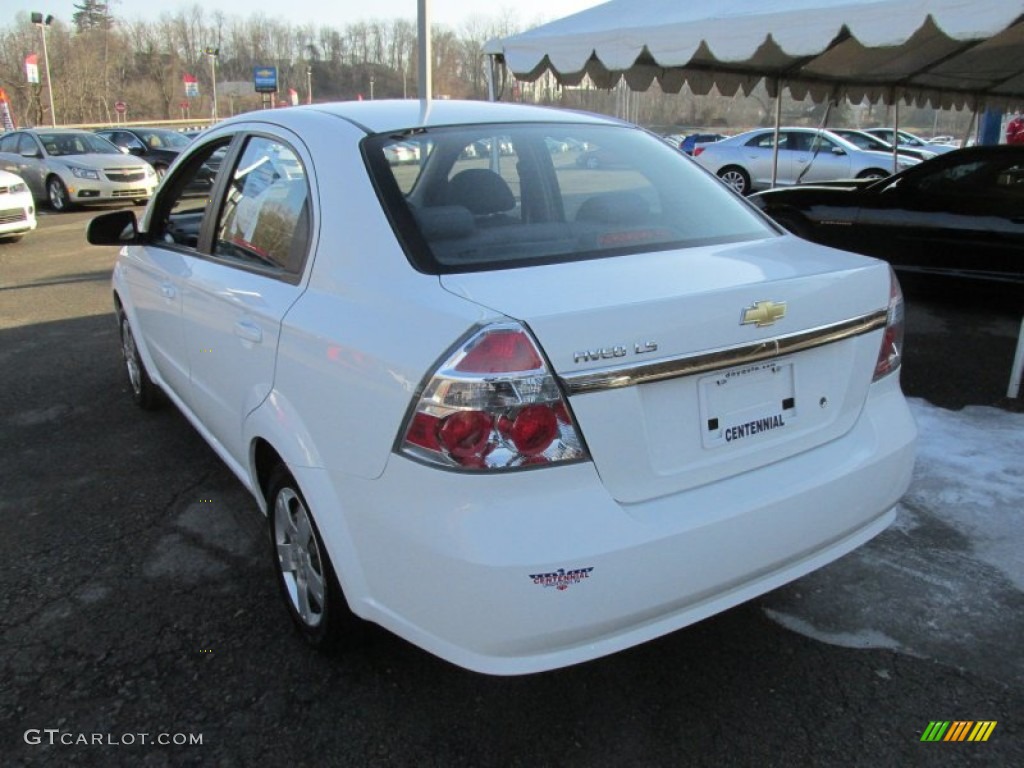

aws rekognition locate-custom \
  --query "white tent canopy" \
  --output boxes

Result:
[484,0,1024,109]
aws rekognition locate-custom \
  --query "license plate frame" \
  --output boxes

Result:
[699,360,797,449]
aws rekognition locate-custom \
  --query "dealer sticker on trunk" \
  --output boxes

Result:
[699,361,797,449]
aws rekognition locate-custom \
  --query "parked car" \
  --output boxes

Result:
[680,132,729,155]
[94,126,193,178]
[748,145,1024,287]
[86,100,916,675]
[0,128,158,211]
[862,128,959,154]
[693,127,919,195]
[829,128,937,161]
[0,169,37,242]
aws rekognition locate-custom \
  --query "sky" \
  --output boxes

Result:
[9,0,607,32]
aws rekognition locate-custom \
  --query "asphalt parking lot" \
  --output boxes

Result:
[1,208,1021,766]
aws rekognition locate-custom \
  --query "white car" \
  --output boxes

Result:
[862,128,960,155]
[0,128,158,212]
[693,127,920,195]
[86,101,917,675]
[0,169,37,242]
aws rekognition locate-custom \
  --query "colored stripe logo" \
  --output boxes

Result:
[921,721,997,742]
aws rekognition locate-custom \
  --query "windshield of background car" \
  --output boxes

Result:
[364,123,774,273]
[137,129,192,150]
[39,132,122,156]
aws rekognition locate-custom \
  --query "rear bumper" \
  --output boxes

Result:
[306,374,916,675]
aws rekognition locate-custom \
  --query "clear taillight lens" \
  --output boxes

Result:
[399,323,589,471]
[873,268,905,381]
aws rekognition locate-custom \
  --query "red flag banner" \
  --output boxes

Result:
[183,73,199,98]
[0,87,16,131]
[25,53,39,84]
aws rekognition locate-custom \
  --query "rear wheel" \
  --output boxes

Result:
[857,168,888,180]
[268,465,365,652]
[47,176,72,211]
[717,166,751,195]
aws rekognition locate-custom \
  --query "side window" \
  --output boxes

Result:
[0,133,19,153]
[213,137,310,277]
[17,134,39,155]
[150,139,231,250]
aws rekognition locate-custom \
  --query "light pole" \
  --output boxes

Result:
[204,46,219,122]
[370,75,375,101]
[31,12,56,126]
[306,65,312,105]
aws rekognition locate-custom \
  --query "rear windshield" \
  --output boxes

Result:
[363,122,774,274]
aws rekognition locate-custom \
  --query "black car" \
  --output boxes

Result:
[749,145,1024,288]
[94,127,193,178]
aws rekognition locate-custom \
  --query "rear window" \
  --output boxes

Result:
[364,122,774,273]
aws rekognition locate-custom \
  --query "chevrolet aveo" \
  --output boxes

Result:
[87,101,917,675]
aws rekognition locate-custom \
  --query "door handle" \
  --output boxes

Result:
[160,282,176,299]
[234,320,263,344]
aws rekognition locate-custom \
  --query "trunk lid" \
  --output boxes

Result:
[441,237,892,503]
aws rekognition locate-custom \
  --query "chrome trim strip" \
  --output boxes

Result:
[560,309,889,395]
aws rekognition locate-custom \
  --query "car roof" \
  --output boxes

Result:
[212,99,622,135]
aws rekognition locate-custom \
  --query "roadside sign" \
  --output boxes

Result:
[114,100,127,114]
[254,66,278,94]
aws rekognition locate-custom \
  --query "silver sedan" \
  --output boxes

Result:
[0,129,158,212]
[693,127,919,195]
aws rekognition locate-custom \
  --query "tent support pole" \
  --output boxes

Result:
[1010,315,1024,399]
[486,55,496,101]
[771,79,782,188]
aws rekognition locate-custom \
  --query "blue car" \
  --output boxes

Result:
[680,132,728,155]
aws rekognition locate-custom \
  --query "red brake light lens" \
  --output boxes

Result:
[873,268,905,381]
[399,323,588,471]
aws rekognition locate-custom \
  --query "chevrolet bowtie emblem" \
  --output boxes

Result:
[741,300,787,327]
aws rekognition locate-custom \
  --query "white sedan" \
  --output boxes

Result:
[86,100,917,675]
[0,169,36,242]
[693,127,919,195]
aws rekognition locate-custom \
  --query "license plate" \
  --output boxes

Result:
[699,360,797,449]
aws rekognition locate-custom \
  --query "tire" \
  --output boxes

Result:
[857,168,888,180]
[718,166,751,195]
[0,235,24,243]
[47,176,72,211]
[585,155,600,170]
[268,465,364,652]
[118,310,160,410]
[154,164,168,179]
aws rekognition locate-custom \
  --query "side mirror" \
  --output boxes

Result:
[831,146,846,156]
[127,146,146,156]
[87,209,140,245]
[21,148,42,159]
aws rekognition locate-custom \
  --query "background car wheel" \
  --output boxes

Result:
[585,155,600,170]
[118,310,160,410]
[718,166,751,195]
[0,235,24,243]
[857,168,888,180]
[268,465,365,652]
[154,164,168,179]
[47,176,72,211]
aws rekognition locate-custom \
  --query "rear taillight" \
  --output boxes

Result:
[400,323,589,471]
[693,146,706,157]
[873,268,904,381]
